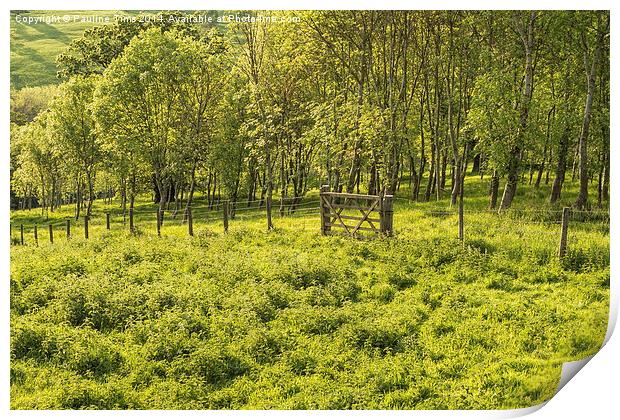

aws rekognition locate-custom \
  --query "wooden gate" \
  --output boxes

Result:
[320,185,393,236]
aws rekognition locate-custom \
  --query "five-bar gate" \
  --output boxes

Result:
[320,185,393,236]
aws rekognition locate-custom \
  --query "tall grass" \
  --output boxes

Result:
[10,177,609,409]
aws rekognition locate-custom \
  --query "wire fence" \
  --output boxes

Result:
[9,194,609,256]
[9,198,325,245]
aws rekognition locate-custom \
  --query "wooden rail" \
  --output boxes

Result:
[320,185,393,236]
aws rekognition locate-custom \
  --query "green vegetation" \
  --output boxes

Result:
[10,85,59,125]
[10,178,609,409]
[11,11,610,221]
[10,10,222,89]
[10,10,610,410]
[10,11,128,88]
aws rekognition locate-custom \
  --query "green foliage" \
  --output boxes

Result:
[10,85,59,125]
[9,9,611,410]
[56,11,202,79]
[10,178,609,409]
[11,10,610,215]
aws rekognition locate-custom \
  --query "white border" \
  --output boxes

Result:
[3,1,618,419]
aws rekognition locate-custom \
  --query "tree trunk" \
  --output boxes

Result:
[86,171,94,217]
[414,94,426,202]
[597,153,604,208]
[129,171,136,233]
[499,148,521,211]
[435,139,441,201]
[534,151,546,188]
[489,169,499,210]
[279,147,287,216]
[499,12,536,211]
[472,153,481,174]
[424,150,435,202]
[266,155,274,230]
[414,155,424,202]
[121,177,127,223]
[440,152,447,190]
[184,161,197,223]
[550,127,569,204]
[575,14,605,209]
[75,179,81,221]
[602,127,610,202]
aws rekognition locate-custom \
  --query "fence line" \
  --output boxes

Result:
[11,206,607,231]
[10,196,608,260]
[110,201,321,217]
[391,196,610,214]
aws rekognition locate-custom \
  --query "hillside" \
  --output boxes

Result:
[10,10,131,88]
[10,10,230,89]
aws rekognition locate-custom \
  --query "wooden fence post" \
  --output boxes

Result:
[223,201,229,233]
[48,224,54,244]
[34,224,38,246]
[66,219,71,239]
[20,224,24,245]
[84,216,89,239]
[320,185,331,235]
[187,206,194,237]
[106,213,110,230]
[381,195,394,236]
[156,210,161,236]
[129,208,134,233]
[559,207,570,258]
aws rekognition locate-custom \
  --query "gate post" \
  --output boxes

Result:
[381,195,394,236]
[320,185,331,235]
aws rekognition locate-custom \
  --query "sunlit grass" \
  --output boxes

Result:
[10,10,134,88]
[10,176,609,409]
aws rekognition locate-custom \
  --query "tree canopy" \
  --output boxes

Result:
[10,10,610,219]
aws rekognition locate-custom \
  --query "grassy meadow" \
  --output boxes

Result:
[10,10,132,88]
[9,176,610,409]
